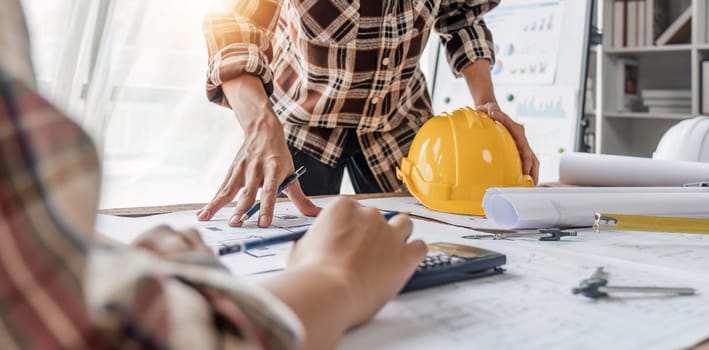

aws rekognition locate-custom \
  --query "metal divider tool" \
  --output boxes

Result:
[572,267,696,299]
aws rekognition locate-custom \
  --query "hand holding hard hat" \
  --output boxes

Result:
[397,107,535,216]
[477,101,540,182]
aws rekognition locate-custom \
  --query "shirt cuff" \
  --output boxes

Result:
[191,268,304,350]
[206,43,274,108]
[444,26,496,78]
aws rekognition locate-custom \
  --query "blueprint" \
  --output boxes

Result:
[340,220,709,350]
[96,198,709,349]
[95,200,319,274]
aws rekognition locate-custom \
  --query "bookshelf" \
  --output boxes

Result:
[594,0,708,157]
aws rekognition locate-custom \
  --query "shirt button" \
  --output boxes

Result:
[382,57,390,66]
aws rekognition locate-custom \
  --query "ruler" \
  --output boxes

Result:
[594,213,709,234]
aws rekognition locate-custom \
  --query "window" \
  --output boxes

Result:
[24,0,242,208]
[23,0,437,208]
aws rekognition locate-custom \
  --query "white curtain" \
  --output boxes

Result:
[24,0,242,208]
[22,0,438,208]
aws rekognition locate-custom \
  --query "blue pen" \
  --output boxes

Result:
[238,166,307,223]
[220,211,399,256]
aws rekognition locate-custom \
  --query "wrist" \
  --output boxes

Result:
[222,76,276,131]
[462,60,497,107]
[294,263,360,324]
[261,263,356,349]
[476,101,501,112]
[240,110,281,135]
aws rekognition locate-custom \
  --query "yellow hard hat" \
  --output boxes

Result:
[397,107,534,216]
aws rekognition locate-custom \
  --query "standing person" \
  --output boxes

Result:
[199,0,540,227]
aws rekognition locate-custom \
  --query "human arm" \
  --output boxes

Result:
[196,75,320,227]
[435,0,539,183]
[201,1,320,226]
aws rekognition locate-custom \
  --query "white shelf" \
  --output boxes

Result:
[604,44,692,54]
[603,112,693,120]
[596,0,704,156]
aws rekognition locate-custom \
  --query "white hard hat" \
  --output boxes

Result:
[653,116,709,162]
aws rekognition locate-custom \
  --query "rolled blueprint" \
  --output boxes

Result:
[559,152,709,186]
[482,187,709,229]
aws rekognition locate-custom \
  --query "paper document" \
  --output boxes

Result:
[340,219,709,350]
[482,187,709,229]
[96,201,319,274]
[358,196,498,232]
[559,152,709,186]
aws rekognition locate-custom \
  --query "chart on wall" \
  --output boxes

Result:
[431,0,593,183]
[486,0,563,85]
[496,87,578,183]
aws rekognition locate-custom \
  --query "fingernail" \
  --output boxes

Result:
[259,215,270,227]
[197,209,207,220]
[229,215,240,226]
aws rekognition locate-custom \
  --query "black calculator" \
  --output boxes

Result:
[401,242,506,293]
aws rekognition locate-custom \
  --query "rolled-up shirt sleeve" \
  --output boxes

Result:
[85,250,304,350]
[203,0,283,107]
[435,0,500,77]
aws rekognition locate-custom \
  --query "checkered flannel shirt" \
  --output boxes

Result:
[0,71,303,349]
[204,0,498,191]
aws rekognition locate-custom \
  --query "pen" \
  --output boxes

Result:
[238,166,307,223]
[594,213,709,235]
[220,211,400,256]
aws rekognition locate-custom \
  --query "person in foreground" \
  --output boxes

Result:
[0,3,427,349]
[0,73,426,349]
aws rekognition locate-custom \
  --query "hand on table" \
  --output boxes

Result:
[196,77,320,227]
[260,197,427,349]
[287,197,427,325]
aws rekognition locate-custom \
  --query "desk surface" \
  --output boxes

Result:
[98,192,404,217]
[101,193,709,350]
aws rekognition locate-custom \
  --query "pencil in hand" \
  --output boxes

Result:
[238,166,306,224]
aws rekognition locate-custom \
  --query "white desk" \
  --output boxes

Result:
[100,194,709,350]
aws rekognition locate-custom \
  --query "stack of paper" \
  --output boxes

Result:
[641,89,691,114]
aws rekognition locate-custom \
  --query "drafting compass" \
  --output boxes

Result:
[572,267,696,299]
[464,228,577,241]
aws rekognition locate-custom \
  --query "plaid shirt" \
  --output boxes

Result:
[204,0,499,191]
[0,72,303,349]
